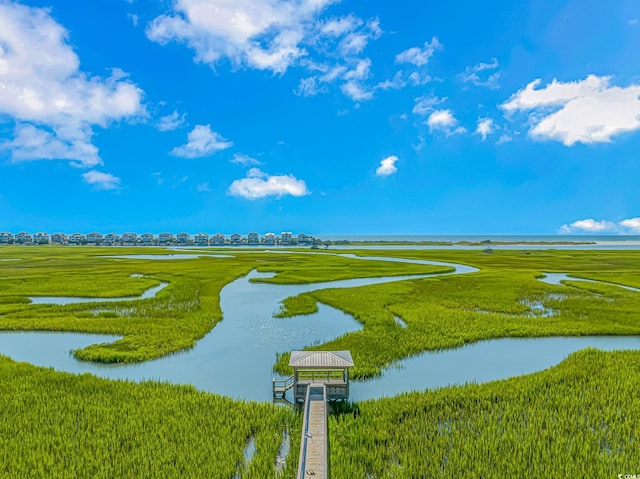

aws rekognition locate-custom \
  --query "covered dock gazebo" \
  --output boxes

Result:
[289,350,354,402]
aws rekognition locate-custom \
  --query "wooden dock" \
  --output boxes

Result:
[297,384,328,479]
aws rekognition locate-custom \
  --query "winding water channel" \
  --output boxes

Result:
[1,253,639,402]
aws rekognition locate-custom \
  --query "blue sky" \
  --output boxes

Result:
[1,0,640,235]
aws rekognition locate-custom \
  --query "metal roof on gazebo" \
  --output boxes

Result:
[289,351,354,369]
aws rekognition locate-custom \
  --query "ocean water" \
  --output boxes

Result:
[316,234,640,243]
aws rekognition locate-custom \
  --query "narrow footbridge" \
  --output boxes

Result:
[273,350,354,479]
[297,384,328,478]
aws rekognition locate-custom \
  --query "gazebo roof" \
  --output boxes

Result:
[289,350,354,368]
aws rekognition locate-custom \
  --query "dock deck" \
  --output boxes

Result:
[297,384,328,479]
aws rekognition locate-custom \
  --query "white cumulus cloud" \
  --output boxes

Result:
[502,75,640,146]
[146,1,383,101]
[376,155,398,176]
[146,0,329,74]
[619,218,640,233]
[171,125,233,158]
[229,168,308,199]
[475,118,495,140]
[341,81,374,101]
[558,218,617,233]
[82,170,121,190]
[0,2,145,167]
[561,217,640,234]
[426,109,465,135]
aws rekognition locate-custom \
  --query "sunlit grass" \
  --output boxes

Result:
[0,246,444,363]
[2,246,640,476]
[329,349,640,477]
[0,355,299,479]
[274,249,640,377]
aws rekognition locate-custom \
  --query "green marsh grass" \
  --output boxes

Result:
[2,247,640,476]
[0,247,445,363]
[0,355,299,478]
[274,249,640,377]
[329,349,640,477]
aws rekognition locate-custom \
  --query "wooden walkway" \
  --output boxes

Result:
[297,384,328,479]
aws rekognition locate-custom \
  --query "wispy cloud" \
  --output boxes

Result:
[460,58,500,89]
[395,37,442,86]
[229,168,309,199]
[502,75,640,146]
[231,153,262,166]
[171,125,233,158]
[157,110,186,131]
[294,77,324,97]
[412,95,445,116]
[395,37,442,66]
[496,134,513,144]
[82,170,121,190]
[375,155,398,176]
[475,118,495,140]
[376,71,406,91]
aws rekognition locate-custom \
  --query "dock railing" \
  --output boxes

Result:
[272,376,294,396]
[297,385,313,478]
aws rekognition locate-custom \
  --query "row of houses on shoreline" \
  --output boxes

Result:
[0,231,320,247]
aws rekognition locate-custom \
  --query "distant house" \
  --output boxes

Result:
[104,233,120,245]
[15,232,33,244]
[33,232,50,244]
[298,233,310,244]
[159,233,175,245]
[247,232,259,245]
[213,233,226,245]
[86,232,103,244]
[176,232,190,244]
[230,233,242,244]
[121,233,137,244]
[281,232,292,245]
[0,232,14,243]
[68,233,86,245]
[50,233,66,245]
[194,233,209,246]
[263,232,276,245]
[141,233,155,245]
